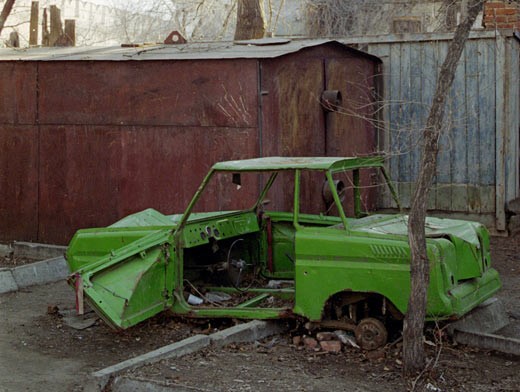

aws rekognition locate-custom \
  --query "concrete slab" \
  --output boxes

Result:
[210,320,288,347]
[11,256,68,288]
[0,269,18,294]
[12,241,67,260]
[90,320,289,391]
[447,297,520,355]
[447,297,509,335]
[89,335,211,392]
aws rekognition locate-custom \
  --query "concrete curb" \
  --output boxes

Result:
[210,319,288,347]
[452,329,520,356]
[12,256,68,288]
[91,320,289,392]
[0,256,68,294]
[0,268,19,294]
[12,242,67,260]
[447,297,509,335]
[88,335,211,392]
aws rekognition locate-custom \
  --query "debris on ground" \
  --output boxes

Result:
[1,233,520,391]
[0,255,35,268]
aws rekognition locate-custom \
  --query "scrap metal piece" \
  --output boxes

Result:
[164,31,187,45]
[321,90,342,112]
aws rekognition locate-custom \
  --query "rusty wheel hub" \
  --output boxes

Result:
[354,317,388,350]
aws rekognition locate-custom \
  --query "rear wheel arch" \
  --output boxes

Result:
[321,290,404,323]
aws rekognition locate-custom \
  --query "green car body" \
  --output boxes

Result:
[66,157,501,334]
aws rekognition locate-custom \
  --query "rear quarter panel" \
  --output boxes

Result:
[292,226,453,320]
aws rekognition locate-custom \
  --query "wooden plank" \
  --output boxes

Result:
[64,19,75,47]
[41,7,49,46]
[388,43,402,206]
[495,35,507,230]
[480,185,496,213]
[368,43,395,208]
[399,182,412,208]
[478,39,496,187]
[367,43,390,153]
[29,1,38,46]
[465,185,496,214]
[436,41,452,211]
[513,41,520,201]
[49,5,62,47]
[344,30,505,46]
[398,43,412,188]
[421,41,438,210]
[465,40,481,213]
[505,38,519,203]
[408,42,423,194]
[452,184,469,212]
[467,185,481,213]
[450,40,468,211]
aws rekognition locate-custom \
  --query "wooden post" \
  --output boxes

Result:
[49,5,63,46]
[64,19,75,46]
[29,1,39,46]
[234,0,266,40]
[8,31,19,47]
[42,7,49,46]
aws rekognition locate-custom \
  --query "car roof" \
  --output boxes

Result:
[212,156,385,172]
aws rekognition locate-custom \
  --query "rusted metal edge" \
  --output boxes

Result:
[453,330,520,356]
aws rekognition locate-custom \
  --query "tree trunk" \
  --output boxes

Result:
[0,0,16,36]
[403,0,484,376]
[234,0,265,40]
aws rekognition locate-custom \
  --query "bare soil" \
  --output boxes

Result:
[125,232,520,392]
[0,233,519,391]
[129,337,519,392]
[0,282,232,391]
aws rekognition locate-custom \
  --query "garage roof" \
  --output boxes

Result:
[0,38,381,62]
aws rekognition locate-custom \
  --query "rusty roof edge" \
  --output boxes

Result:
[0,38,381,62]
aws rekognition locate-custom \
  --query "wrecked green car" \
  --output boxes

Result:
[66,157,501,349]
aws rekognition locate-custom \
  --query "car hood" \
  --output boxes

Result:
[350,214,481,246]
[109,208,236,229]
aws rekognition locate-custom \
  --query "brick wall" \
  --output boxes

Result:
[484,1,520,30]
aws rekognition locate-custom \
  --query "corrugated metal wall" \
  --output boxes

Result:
[0,43,380,244]
[348,31,520,231]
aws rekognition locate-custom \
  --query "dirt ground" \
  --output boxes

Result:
[0,233,519,392]
[125,232,520,392]
[0,282,232,391]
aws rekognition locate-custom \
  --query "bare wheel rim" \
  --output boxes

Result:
[354,317,388,351]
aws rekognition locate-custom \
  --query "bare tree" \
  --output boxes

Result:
[305,0,411,36]
[403,0,485,376]
[0,0,16,36]
[234,0,266,40]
